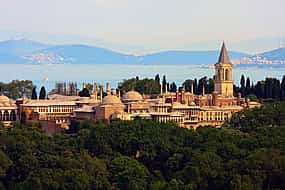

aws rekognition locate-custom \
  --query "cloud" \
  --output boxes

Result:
[95,0,129,9]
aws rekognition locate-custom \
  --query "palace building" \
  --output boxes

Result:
[1,42,260,131]
[0,95,17,127]
[93,42,259,129]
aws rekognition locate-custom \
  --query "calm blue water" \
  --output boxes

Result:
[1,64,284,92]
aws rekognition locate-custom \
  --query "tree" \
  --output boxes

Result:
[193,78,198,94]
[39,86,46,100]
[245,77,251,96]
[169,82,177,92]
[281,75,285,100]
[110,156,149,190]
[240,75,245,97]
[255,81,265,99]
[182,79,194,92]
[162,75,167,93]
[0,80,35,99]
[120,77,161,95]
[155,74,160,85]
[31,87,37,100]
[79,88,90,97]
[198,77,207,95]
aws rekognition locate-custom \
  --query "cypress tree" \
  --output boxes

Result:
[245,77,251,96]
[31,87,37,100]
[39,86,46,100]
[194,79,198,94]
[170,82,177,92]
[162,75,167,93]
[240,75,245,97]
[79,88,90,97]
[255,81,264,99]
[155,74,160,85]
[281,76,285,100]
[272,79,281,99]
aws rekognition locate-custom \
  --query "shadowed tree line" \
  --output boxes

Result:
[0,102,285,189]
[234,75,285,101]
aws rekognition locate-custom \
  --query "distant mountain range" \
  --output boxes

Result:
[0,39,284,65]
[240,48,285,65]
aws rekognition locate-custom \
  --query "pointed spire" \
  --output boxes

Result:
[218,41,230,64]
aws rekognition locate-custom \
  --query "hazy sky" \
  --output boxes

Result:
[1,0,285,54]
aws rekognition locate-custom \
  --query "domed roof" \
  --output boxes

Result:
[122,91,143,102]
[0,95,14,107]
[0,95,10,102]
[102,95,123,105]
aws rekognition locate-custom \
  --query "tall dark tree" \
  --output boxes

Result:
[272,78,281,99]
[162,75,167,93]
[39,86,46,100]
[79,88,90,97]
[245,77,251,96]
[182,79,194,92]
[155,74,160,85]
[281,76,285,100]
[198,77,207,95]
[31,87,37,100]
[264,78,274,99]
[240,75,245,97]
[207,78,215,94]
[169,82,177,92]
[193,78,198,94]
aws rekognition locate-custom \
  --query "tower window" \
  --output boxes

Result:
[225,69,229,80]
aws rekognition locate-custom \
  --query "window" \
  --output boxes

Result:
[225,69,229,80]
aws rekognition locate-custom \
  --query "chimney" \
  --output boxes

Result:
[100,87,103,100]
[237,93,241,106]
[212,91,218,106]
[175,90,179,102]
[106,82,111,95]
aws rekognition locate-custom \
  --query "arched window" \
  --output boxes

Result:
[225,69,229,80]
[10,111,16,121]
[3,111,9,121]
[217,70,221,80]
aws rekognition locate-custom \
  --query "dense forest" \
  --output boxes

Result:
[0,102,285,190]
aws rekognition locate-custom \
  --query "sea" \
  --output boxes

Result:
[1,64,285,92]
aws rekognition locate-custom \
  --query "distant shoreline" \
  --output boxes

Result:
[1,62,285,68]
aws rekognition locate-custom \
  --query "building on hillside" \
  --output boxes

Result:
[0,95,17,127]
[2,42,261,131]
[94,42,259,129]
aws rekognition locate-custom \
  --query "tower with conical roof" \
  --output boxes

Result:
[214,42,233,97]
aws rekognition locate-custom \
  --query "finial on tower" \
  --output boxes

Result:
[218,41,230,64]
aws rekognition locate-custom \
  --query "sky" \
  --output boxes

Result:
[0,0,285,54]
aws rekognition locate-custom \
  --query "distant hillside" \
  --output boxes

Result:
[140,50,249,65]
[259,48,285,60]
[25,45,137,64]
[240,47,285,65]
[0,39,249,65]
[0,39,50,56]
